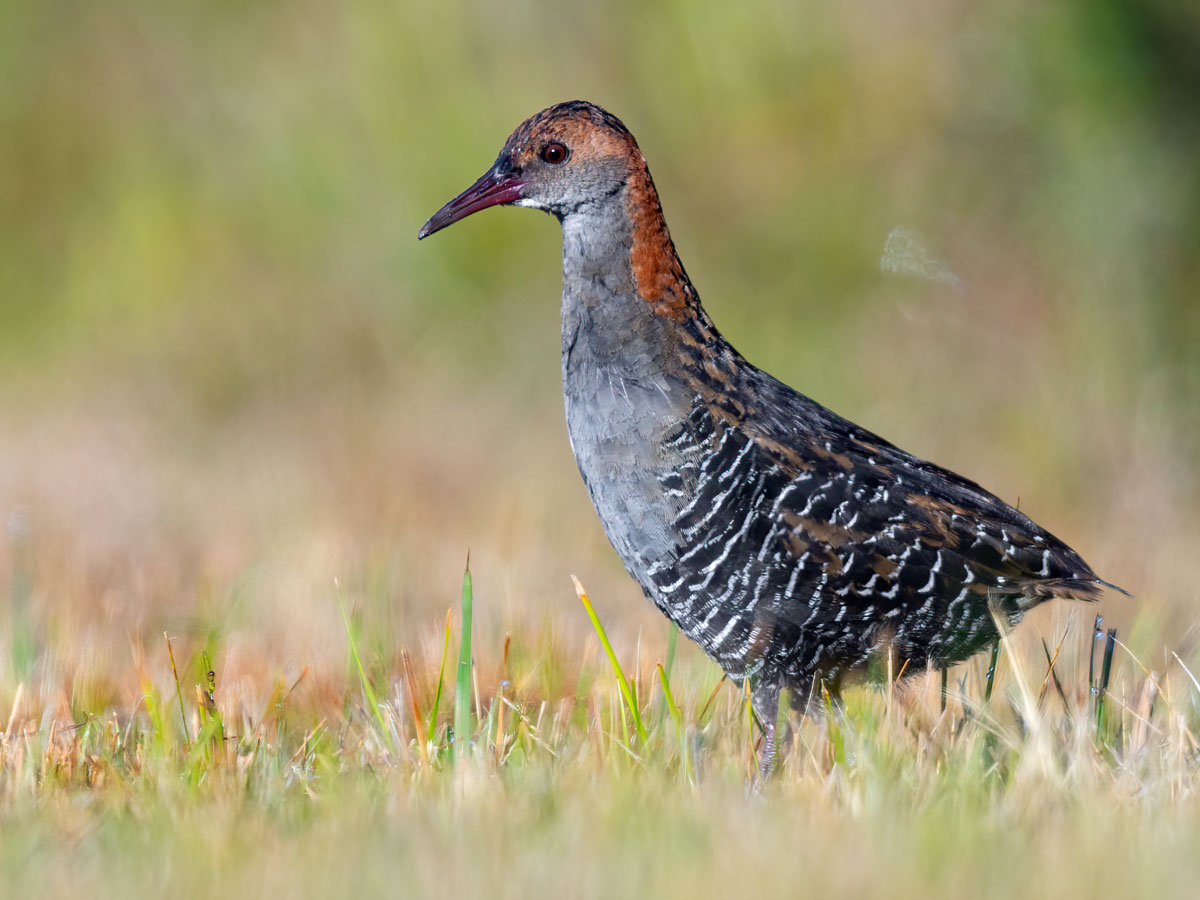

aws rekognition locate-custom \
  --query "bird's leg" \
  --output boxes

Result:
[752,682,788,778]
[757,721,777,779]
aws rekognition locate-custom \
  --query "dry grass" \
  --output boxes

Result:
[2,568,1199,899]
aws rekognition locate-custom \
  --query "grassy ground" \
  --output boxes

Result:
[3,1,1199,896]
[2,581,1199,899]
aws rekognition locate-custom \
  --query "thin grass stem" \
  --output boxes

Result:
[573,575,647,745]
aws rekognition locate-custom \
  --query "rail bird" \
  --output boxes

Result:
[418,101,1119,769]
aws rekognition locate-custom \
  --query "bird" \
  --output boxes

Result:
[418,100,1120,769]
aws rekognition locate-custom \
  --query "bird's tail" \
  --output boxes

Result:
[1019,575,1130,608]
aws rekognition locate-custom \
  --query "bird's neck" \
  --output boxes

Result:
[559,164,712,363]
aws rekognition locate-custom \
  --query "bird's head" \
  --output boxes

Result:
[418,101,641,240]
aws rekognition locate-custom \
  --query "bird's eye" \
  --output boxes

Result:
[540,142,568,164]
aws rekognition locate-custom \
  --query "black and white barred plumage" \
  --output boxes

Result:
[629,327,1109,715]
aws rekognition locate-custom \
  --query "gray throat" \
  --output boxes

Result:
[560,199,646,364]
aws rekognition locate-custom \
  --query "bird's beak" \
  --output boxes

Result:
[417,162,527,240]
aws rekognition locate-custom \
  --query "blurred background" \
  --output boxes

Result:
[1,0,1197,709]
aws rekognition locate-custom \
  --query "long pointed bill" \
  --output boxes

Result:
[417,163,527,239]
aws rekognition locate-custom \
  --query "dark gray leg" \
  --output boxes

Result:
[752,681,786,778]
[757,720,777,778]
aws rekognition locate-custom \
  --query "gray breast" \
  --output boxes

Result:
[563,342,693,584]
[559,272,703,595]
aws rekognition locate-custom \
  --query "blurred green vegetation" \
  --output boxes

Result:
[3,0,1196,421]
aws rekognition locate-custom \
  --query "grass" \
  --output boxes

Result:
[455,561,474,765]
[2,575,1199,898]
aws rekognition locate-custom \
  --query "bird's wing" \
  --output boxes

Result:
[744,368,1104,600]
[744,379,1115,630]
[652,363,1110,674]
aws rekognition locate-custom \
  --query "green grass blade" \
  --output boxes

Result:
[657,662,692,780]
[824,686,845,767]
[338,582,392,750]
[164,631,190,747]
[454,561,474,765]
[665,623,678,681]
[656,663,682,730]
[427,608,452,746]
[573,575,648,745]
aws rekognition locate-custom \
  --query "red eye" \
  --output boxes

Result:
[540,142,568,164]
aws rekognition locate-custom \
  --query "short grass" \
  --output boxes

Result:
[3,566,1199,899]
